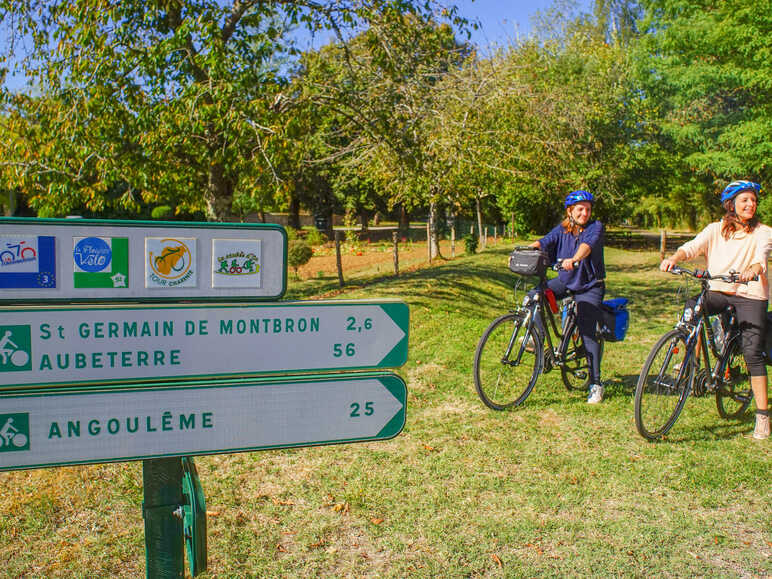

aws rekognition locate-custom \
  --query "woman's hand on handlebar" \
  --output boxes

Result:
[560,258,576,271]
[660,257,678,272]
[739,267,761,283]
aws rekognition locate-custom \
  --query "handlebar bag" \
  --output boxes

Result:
[508,248,549,277]
[599,298,629,342]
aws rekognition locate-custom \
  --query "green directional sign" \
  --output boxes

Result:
[0,300,409,389]
[0,372,406,471]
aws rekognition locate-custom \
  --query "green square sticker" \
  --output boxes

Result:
[0,413,30,452]
[0,325,31,372]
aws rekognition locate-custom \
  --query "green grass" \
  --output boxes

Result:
[1,246,770,577]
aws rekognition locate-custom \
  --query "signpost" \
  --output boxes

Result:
[0,373,406,471]
[0,217,410,578]
[0,301,409,388]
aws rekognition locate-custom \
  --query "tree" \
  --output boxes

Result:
[634,0,772,224]
[0,0,463,220]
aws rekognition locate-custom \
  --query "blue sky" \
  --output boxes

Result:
[450,0,593,50]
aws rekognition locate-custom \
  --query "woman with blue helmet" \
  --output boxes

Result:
[530,190,607,403]
[661,180,770,440]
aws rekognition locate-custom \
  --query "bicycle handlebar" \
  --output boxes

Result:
[667,266,757,284]
[552,261,579,272]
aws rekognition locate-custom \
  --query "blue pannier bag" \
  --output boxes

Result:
[599,298,629,342]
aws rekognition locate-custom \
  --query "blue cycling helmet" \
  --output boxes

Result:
[564,190,594,208]
[720,180,761,203]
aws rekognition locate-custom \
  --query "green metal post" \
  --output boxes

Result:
[143,458,185,578]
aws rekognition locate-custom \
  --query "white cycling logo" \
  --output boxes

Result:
[0,417,28,449]
[0,330,29,368]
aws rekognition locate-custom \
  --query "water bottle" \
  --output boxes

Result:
[711,317,725,350]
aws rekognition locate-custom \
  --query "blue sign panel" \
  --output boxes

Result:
[0,236,56,289]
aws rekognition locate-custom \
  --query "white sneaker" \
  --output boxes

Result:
[753,413,770,440]
[587,383,604,404]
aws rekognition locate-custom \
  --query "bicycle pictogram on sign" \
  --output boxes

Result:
[0,414,30,452]
[0,325,32,372]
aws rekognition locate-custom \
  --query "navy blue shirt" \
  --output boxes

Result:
[539,220,605,292]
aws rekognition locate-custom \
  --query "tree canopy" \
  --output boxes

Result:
[1,0,770,231]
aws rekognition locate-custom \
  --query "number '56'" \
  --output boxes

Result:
[333,343,355,357]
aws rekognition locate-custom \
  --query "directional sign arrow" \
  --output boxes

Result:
[0,373,407,471]
[0,300,409,388]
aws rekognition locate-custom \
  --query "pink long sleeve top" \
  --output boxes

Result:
[677,220,772,301]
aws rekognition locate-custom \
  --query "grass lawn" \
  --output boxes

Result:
[0,245,769,577]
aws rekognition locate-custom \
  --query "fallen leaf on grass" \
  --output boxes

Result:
[422,444,437,452]
[272,498,295,506]
[206,510,220,517]
[332,502,350,514]
[309,539,326,549]
[370,517,384,525]
[276,544,287,553]
[491,554,503,568]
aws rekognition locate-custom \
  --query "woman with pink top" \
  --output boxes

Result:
[660,180,770,440]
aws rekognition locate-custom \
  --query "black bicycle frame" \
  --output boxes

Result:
[522,277,574,371]
[677,287,739,388]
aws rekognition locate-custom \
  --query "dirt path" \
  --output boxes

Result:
[295,238,511,280]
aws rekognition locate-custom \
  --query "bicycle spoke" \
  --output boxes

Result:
[635,330,693,440]
[716,336,753,419]
[474,312,543,410]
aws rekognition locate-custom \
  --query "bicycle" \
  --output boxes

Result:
[634,266,754,440]
[474,263,605,410]
[0,240,36,264]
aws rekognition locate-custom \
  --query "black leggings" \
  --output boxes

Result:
[685,291,768,377]
[531,278,605,384]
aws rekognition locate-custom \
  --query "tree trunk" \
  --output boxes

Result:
[428,201,442,260]
[3,190,16,216]
[359,209,370,233]
[398,205,410,237]
[205,162,233,222]
[476,195,484,249]
[288,195,301,230]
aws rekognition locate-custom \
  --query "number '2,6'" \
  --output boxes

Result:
[350,402,374,417]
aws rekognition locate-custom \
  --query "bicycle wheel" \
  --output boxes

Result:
[716,335,753,419]
[474,312,543,410]
[561,320,605,391]
[634,329,694,440]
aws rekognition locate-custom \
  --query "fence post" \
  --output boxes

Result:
[335,230,344,287]
[660,229,667,260]
[392,231,399,276]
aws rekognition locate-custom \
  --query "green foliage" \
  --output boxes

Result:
[150,206,172,220]
[462,232,478,254]
[287,239,312,275]
[284,226,298,241]
[304,227,325,246]
[633,0,772,224]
